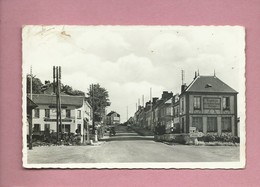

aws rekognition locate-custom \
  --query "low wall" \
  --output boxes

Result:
[154,134,191,144]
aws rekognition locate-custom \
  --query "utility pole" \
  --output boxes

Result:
[30,66,33,100]
[55,67,59,143]
[28,66,33,150]
[150,87,153,130]
[127,106,128,121]
[54,66,62,143]
[91,84,98,142]
[58,66,63,141]
[92,84,95,133]
[181,69,185,85]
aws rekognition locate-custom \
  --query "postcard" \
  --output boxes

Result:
[22,25,245,168]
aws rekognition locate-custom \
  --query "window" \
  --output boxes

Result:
[45,109,50,118]
[192,117,203,132]
[207,117,217,132]
[222,117,231,132]
[66,109,71,118]
[59,124,71,133]
[33,124,40,132]
[77,110,81,118]
[166,107,171,115]
[194,96,201,110]
[77,124,81,134]
[181,98,184,113]
[223,97,230,110]
[34,108,40,118]
[44,124,50,132]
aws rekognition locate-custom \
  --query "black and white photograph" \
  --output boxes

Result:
[22,25,245,168]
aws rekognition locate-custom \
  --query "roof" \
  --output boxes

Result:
[107,111,120,117]
[27,97,38,109]
[185,76,238,93]
[29,94,84,107]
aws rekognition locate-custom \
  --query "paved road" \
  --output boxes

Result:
[27,126,239,163]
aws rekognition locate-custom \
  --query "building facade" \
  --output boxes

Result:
[30,94,92,142]
[179,75,238,136]
[106,111,120,126]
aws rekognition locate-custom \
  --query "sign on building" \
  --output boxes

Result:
[203,97,221,109]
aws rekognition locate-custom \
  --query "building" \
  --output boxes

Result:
[144,101,152,129]
[161,97,174,134]
[172,94,180,133]
[179,73,238,136]
[106,111,120,126]
[29,94,92,142]
[134,106,144,127]
[153,91,173,132]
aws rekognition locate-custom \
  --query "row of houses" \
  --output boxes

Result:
[133,73,239,136]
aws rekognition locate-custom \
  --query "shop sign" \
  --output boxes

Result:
[203,97,221,109]
[44,118,72,122]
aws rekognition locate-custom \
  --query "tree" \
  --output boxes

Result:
[61,84,85,96]
[27,75,44,94]
[87,84,111,122]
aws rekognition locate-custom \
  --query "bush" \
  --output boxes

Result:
[198,134,240,143]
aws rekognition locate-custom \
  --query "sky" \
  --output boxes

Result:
[23,26,245,123]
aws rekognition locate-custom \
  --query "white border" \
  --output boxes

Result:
[22,25,246,169]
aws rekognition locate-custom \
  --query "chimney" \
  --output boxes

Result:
[162,91,173,99]
[194,71,197,79]
[162,91,168,99]
[152,97,159,104]
[181,84,187,93]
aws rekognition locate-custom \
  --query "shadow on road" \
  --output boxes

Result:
[103,126,154,142]
[104,136,154,142]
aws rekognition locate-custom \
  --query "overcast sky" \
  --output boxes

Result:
[23,26,245,122]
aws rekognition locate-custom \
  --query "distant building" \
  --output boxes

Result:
[127,117,134,125]
[29,94,92,142]
[134,106,144,127]
[106,111,120,126]
[153,91,173,131]
[179,74,238,136]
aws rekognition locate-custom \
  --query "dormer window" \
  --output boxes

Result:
[205,84,212,88]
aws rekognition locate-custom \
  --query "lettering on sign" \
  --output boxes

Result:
[203,97,221,109]
[189,127,196,133]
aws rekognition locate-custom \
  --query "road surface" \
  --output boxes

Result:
[27,126,239,163]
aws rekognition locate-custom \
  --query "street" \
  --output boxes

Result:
[27,126,239,163]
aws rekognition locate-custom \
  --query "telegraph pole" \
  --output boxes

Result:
[92,84,95,133]
[28,66,33,150]
[55,67,59,143]
[54,66,62,143]
[58,66,63,140]
[127,106,128,121]
[150,87,153,130]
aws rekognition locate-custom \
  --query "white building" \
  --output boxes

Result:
[29,94,92,142]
